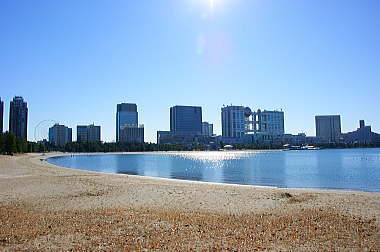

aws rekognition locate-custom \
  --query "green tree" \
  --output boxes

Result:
[0,134,4,153]
[4,132,17,154]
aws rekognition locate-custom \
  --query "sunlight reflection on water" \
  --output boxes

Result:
[170,151,261,162]
[47,148,380,192]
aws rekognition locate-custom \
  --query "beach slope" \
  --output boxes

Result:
[1,153,379,250]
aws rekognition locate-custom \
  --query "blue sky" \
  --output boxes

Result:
[1,0,379,142]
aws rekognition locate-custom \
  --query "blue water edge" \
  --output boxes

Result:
[47,148,380,192]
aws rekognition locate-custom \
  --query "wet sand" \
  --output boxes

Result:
[0,153,379,250]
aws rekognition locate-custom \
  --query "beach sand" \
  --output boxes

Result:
[0,153,379,250]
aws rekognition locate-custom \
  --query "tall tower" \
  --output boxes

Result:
[221,105,245,138]
[170,105,202,135]
[0,98,3,134]
[116,103,138,142]
[315,115,341,143]
[9,96,28,139]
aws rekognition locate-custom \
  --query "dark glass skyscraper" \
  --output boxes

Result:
[116,103,144,142]
[0,98,3,134]
[9,96,28,139]
[77,124,101,143]
[170,106,202,135]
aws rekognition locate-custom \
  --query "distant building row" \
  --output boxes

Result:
[315,115,380,144]
[1,96,379,146]
[157,105,284,146]
[48,102,145,146]
[157,104,380,146]
[48,124,101,146]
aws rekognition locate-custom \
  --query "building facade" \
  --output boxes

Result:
[202,122,213,136]
[222,105,284,139]
[119,125,144,143]
[343,120,380,144]
[221,105,246,138]
[315,115,341,143]
[0,98,3,134]
[77,124,101,143]
[49,124,72,146]
[116,103,138,142]
[9,96,28,139]
[170,106,202,135]
[252,109,285,135]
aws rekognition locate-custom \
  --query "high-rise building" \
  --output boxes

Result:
[202,122,214,136]
[253,109,285,135]
[222,105,285,140]
[315,115,341,143]
[116,103,138,142]
[119,125,144,143]
[0,98,3,134]
[49,124,72,146]
[9,96,28,139]
[170,105,202,135]
[221,105,246,138]
[77,124,101,143]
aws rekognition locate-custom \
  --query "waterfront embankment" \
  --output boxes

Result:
[0,153,379,250]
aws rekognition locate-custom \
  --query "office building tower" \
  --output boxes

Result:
[315,115,341,143]
[253,109,285,135]
[116,103,138,142]
[119,125,144,143]
[0,98,3,134]
[9,96,28,139]
[221,105,246,138]
[170,105,202,135]
[222,105,285,141]
[49,124,72,146]
[77,124,101,143]
[202,122,214,137]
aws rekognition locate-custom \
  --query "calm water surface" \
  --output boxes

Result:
[47,148,380,192]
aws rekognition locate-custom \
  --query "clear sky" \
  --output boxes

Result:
[1,0,379,142]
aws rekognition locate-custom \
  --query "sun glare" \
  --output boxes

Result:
[209,0,215,9]
[208,0,222,10]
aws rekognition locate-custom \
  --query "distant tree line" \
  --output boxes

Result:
[0,132,34,154]
[232,142,380,150]
[1,132,379,155]
[0,132,207,155]
[314,142,380,149]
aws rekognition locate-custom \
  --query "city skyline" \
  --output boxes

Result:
[1,95,379,144]
[1,1,379,142]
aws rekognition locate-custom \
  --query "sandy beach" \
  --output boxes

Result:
[0,153,379,250]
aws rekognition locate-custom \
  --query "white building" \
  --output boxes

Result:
[221,106,246,138]
[222,105,285,139]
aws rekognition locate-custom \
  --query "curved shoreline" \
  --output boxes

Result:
[45,151,380,194]
[1,153,380,250]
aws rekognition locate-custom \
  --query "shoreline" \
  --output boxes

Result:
[44,151,380,194]
[1,153,379,250]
